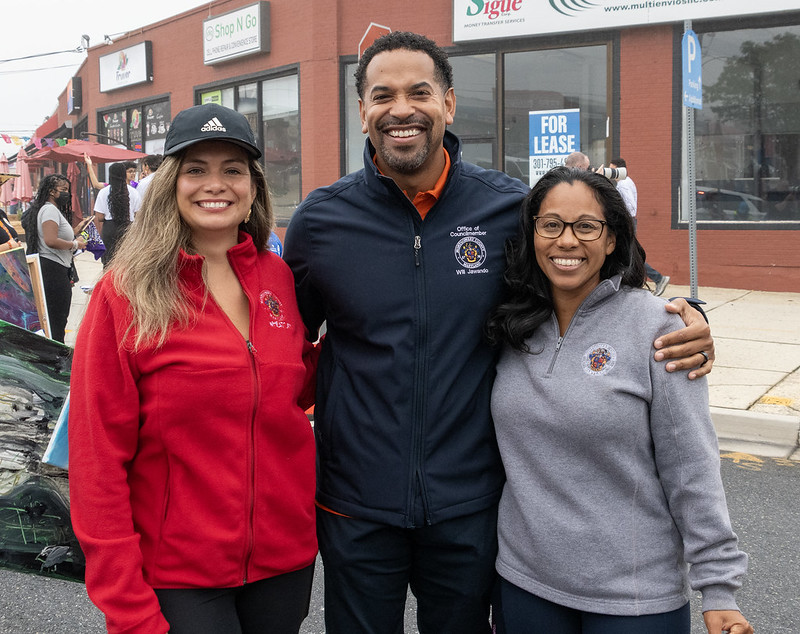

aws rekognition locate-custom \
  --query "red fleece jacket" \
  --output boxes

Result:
[69,235,318,633]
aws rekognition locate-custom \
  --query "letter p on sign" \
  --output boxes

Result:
[682,29,702,109]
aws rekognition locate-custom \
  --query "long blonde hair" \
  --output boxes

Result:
[107,149,274,351]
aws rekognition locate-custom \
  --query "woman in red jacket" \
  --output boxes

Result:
[69,104,318,634]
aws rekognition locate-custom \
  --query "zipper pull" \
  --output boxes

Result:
[414,235,421,267]
[247,340,257,355]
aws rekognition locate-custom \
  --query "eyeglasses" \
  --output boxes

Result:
[533,216,607,241]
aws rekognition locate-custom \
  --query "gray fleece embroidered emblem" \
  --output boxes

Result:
[583,343,616,376]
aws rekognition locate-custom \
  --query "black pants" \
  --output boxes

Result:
[100,220,127,267]
[318,505,498,634]
[154,564,315,634]
[493,578,691,634]
[39,256,72,344]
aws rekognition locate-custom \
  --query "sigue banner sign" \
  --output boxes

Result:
[453,0,799,42]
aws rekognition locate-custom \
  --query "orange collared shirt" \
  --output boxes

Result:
[374,148,451,220]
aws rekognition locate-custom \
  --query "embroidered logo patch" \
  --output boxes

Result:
[454,237,487,269]
[582,343,616,376]
[260,290,291,329]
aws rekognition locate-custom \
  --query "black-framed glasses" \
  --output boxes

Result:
[532,216,607,241]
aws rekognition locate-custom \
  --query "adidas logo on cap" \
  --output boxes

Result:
[200,117,227,132]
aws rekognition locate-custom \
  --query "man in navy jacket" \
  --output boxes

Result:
[284,31,714,634]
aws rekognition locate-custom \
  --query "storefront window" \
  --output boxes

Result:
[504,46,608,185]
[344,55,498,175]
[100,100,170,155]
[342,46,608,186]
[238,83,259,135]
[694,24,800,223]
[102,110,127,147]
[450,54,497,172]
[197,75,300,223]
[144,101,170,155]
[129,107,144,152]
[262,75,300,221]
[344,62,362,174]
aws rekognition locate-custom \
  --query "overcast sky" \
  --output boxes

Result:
[0,0,210,157]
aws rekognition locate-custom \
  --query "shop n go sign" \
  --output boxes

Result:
[204,1,270,65]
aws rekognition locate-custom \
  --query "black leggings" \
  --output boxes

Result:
[39,256,72,344]
[100,220,128,267]
[154,563,314,634]
[493,577,691,634]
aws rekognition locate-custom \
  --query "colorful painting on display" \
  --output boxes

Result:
[0,319,84,581]
[0,247,41,333]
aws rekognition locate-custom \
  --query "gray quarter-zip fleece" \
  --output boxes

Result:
[491,276,747,616]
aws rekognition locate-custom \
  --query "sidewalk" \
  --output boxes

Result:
[64,253,800,459]
[667,284,800,460]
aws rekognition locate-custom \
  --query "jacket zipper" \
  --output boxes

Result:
[409,228,430,526]
[243,339,259,583]
[221,255,259,584]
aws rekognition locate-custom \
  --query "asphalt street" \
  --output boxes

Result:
[1,452,798,633]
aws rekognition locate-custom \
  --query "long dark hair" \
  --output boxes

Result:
[486,166,646,353]
[108,162,131,226]
[22,174,72,254]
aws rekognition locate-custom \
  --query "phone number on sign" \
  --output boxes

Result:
[530,157,562,170]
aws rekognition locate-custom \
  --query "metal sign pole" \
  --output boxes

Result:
[682,20,699,299]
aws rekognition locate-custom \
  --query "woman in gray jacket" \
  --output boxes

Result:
[486,167,752,634]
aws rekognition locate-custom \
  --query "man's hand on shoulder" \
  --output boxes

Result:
[653,298,714,380]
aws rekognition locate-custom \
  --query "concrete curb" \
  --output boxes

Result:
[711,406,800,458]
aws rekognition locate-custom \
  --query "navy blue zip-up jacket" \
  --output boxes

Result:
[285,132,529,528]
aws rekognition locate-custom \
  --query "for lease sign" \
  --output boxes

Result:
[529,109,579,185]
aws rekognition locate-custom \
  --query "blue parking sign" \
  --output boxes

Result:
[682,30,702,109]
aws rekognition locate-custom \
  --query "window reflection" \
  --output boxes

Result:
[505,46,608,184]
[262,75,300,222]
[451,54,497,170]
[695,25,800,222]
[342,47,609,186]
[344,62,363,175]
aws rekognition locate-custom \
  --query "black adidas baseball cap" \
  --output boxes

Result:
[164,103,262,159]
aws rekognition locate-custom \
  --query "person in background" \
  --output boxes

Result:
[284,31,716,634]
[84,156,140,190]
[609,157,670,296]
[83,154,106,190]
[21,174,87,343]
[135,154,163,199]
[93,162,142,266]
[267,231,283,257]
[124,161,138,188]
[0,208,21,251]
[69,103,318,634]
[487,167,751,634]
[564,151,590,170]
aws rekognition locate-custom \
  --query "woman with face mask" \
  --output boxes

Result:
[23,174,87,343]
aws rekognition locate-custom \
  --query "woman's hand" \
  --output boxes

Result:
[653,298,715,379]
[75,216,93,233]
[75,236,87,250]
[703,609,753,634]
[1,239,21,252]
